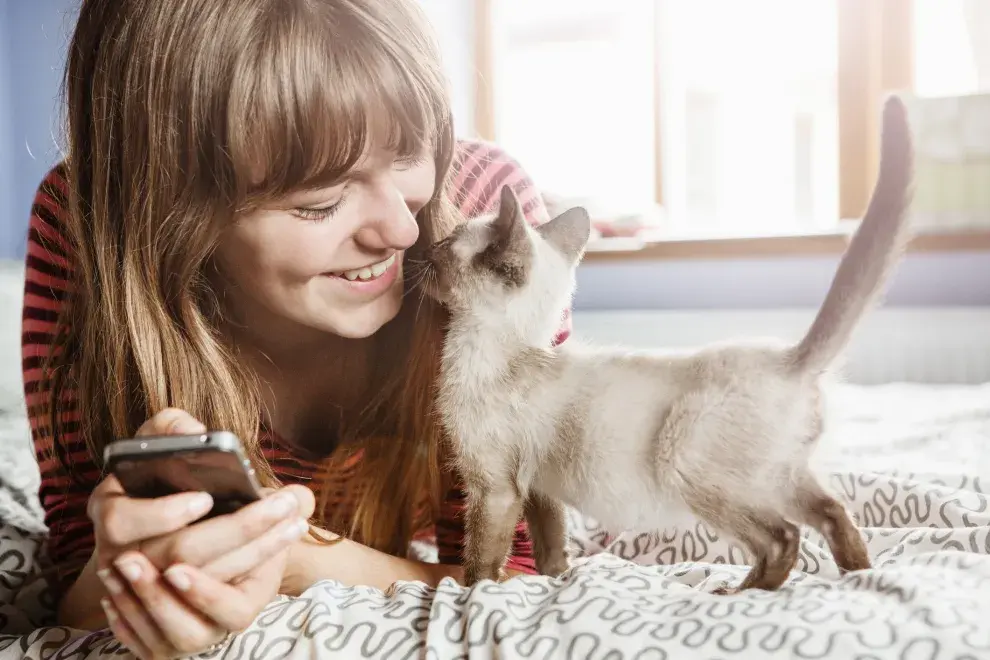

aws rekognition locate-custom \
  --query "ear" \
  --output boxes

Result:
[492,184,529,248]
[536,206,592,261]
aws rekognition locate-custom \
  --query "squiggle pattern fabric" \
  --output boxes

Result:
[1,383,988,659]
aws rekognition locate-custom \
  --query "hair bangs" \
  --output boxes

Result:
[226,2,449,210]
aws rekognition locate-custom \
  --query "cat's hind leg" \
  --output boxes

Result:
[684,488,801,593]
[790,470,871,573]
[463,478,525,586]
[713,514,800,593]
[524,493,570,577]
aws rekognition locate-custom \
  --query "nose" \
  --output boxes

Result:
[353,184,420,252]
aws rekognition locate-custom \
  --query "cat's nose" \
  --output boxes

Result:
[425,240,445,266]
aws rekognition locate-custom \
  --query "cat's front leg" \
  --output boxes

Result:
[524,493,570,577]
[463,479,524,586]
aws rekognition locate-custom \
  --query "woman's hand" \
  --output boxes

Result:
[99,547,291,659]
[87,408,315,659]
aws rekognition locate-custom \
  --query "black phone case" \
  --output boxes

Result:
[107,446,262,517]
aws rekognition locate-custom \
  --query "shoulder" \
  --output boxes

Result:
[29,162,71,239]
[447,139,549,227]
[26,162,74,276]
[31,162,70,223]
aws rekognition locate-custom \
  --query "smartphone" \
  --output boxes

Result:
[103,431,263,517]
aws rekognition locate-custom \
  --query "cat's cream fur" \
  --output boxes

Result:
[427,97,913,591]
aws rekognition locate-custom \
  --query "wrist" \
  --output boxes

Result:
[426,562,463,586]
[281,537,316,597]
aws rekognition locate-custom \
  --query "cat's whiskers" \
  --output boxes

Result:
[401,258,432,301]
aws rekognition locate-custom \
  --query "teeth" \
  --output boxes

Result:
[339,254,395,281]
[370,259,389,277]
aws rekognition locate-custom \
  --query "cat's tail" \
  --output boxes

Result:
[788,95,914,376]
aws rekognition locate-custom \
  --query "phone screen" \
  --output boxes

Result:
[111,449,261,517]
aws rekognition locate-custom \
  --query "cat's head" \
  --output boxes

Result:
[426,185,591,344]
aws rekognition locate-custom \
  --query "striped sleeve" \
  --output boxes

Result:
[22,164,100,592]
[436,140,572,575]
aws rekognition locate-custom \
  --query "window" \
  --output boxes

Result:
[655,0,839,235]
[913,0,990,97]
[489,1,657,223]
[473,0,954,238]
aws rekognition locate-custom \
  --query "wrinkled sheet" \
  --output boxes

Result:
[1,383,988,659]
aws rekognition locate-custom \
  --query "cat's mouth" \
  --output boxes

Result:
[418,264,450,304]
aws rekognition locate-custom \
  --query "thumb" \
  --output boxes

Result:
[135,408,206,437]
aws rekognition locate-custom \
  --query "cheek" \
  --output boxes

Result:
[217,211,345,285]
[397,158,437,213]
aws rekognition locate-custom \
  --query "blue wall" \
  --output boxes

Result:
[573,250,990,310]
[0,1,15,259]
[0,0,76,260]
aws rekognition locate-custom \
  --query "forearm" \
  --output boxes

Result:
[283,534,465,596]
[57,553,110,630]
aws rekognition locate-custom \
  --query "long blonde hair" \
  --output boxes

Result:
[47,0,458,555]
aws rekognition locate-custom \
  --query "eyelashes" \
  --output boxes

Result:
[394,154,428,171]
[290,156,427,223]
[293,191,348,223]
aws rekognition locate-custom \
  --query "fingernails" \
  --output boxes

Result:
[97,568,124,595]
[116,560,142,583]
[164,566,191,592]
[101,597,118,624]
[187,492,214,517]
[265,492,297,517]
[280,517,310,541]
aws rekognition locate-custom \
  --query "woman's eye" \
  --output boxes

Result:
[293,195,346,223]
[394,154,427,171]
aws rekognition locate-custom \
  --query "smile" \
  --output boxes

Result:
[330,254,397,282]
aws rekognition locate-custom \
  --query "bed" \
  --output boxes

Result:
[0,257,986,658]
[0,378,987,659]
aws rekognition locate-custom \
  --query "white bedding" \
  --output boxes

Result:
[1,382,988,659]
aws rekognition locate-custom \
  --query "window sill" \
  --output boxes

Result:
[581,227,990,263]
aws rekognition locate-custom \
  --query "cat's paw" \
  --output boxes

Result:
[712,584,740,596]
[463,566,485,587]
[464,564,502,586]
[537,556,571,578]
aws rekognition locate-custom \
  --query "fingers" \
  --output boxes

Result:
[101,598,154,660]
[163,558,282,633]
[281,484,317,520]
[107,552,229,658]
[99,564,173,658]
[90,477,215,548]
[135,407,206,437]
[90,408,210,549]
[200,516,309,583]
[141,485,315,571]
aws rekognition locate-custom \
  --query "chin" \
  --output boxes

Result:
[322,299,403,339]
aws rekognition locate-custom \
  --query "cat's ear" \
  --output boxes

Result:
[536,206,592,262]
[493,185,529,247]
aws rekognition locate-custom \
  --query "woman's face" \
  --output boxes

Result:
[214,147,436,343]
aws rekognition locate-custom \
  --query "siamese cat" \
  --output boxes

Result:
[426,97,913,592]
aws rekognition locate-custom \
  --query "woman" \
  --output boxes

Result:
[22,0,569,657]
